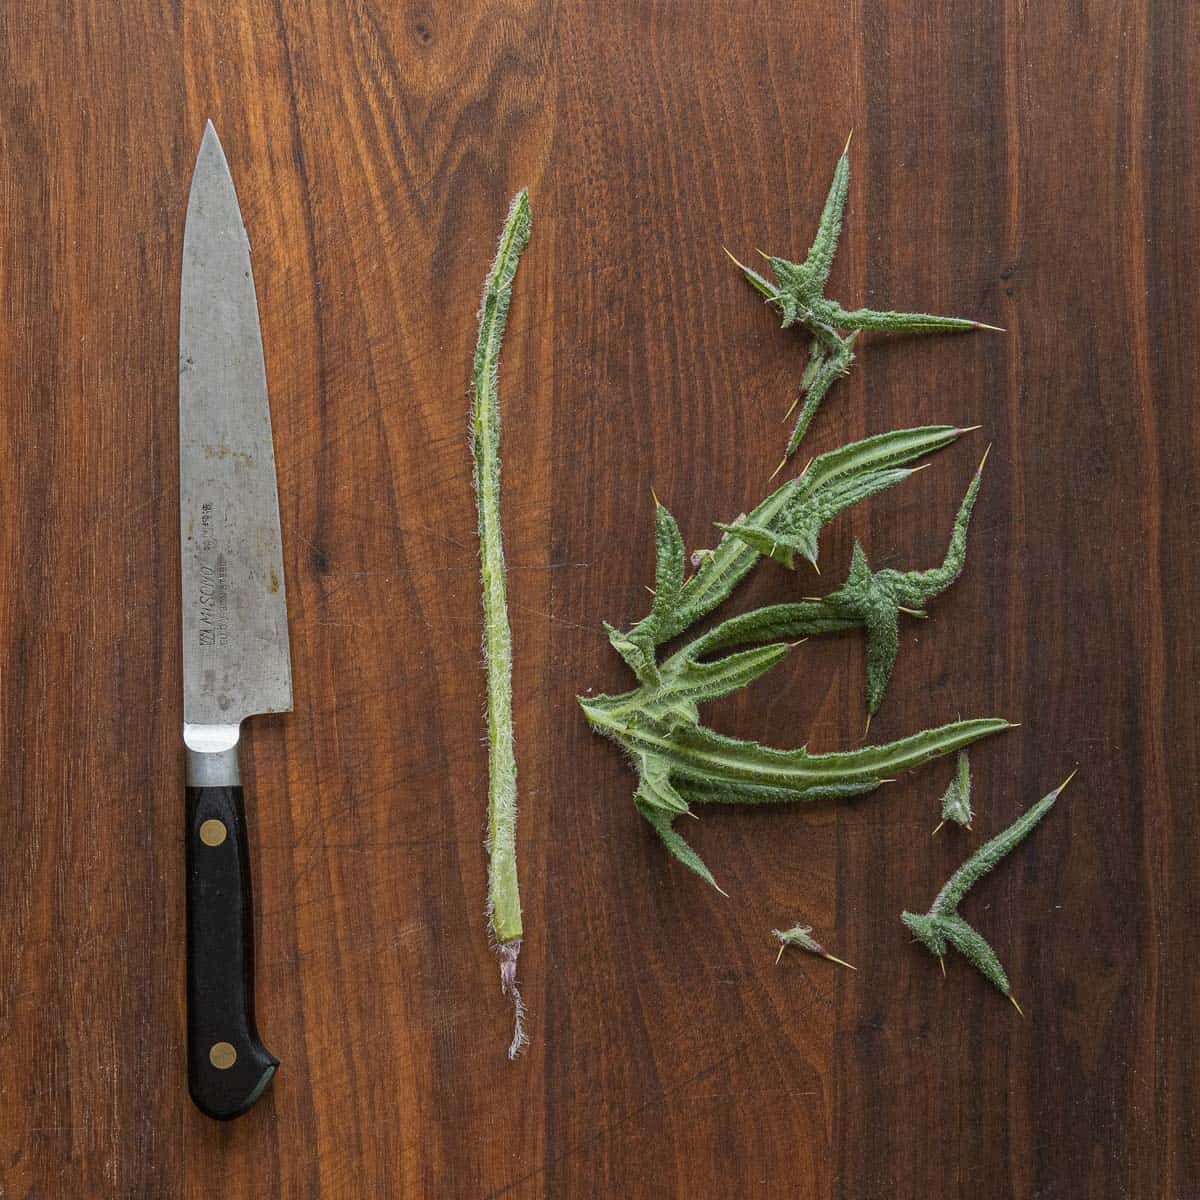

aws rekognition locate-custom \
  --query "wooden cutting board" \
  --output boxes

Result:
[0,2,1194,1196]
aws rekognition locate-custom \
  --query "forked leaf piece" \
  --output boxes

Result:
[820,451,986,713]
[902,771,1076,1000]
[728,139,1000,458]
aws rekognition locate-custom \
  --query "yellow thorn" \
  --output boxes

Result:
[798,457,814,480]
[825,952,857,971]
[1054,767,1079,795]
[651,487,661,507]
[932,821,945,837]
[909,463,931,474]
[714,880,730,898]
[939,957,946,977]
[1009,993,1024,1016]
[811,560,821,576]
[843,128,854,156]
[973,321,1007,332]
[721,245,745,269]
[782,394,801,423]
[768,455,788,482]
[977,443,992,473]
[957,424,983,435]
[965,823,973,831]
[776,943,787,965]
[645,585,656,596]
[863,711,872,739]
[788,638,809,648]
[755,247,771,261]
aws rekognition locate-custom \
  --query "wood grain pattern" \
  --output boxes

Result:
[0,2,1195,1196]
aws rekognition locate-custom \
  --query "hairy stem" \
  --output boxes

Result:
[472,190,531,1057]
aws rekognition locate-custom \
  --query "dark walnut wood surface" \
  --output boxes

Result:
[0,3,1194,1197]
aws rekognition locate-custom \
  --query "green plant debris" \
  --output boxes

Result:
[773,923,856,970]
[471,189,531,1059]
[903,771,1076,1009]
[726,135,1001,463]
[580,139,1011,895]
[811,447,988,722]
[933,749,973,835]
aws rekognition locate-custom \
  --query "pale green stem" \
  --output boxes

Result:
[471,190,531,1058]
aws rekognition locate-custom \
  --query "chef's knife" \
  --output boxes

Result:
[180,121,291,1121]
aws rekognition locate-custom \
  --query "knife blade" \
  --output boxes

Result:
[179,121,291,1121]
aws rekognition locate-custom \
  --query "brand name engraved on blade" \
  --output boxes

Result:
[196,502,229,647]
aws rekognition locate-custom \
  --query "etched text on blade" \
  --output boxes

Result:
[180,125,292,728]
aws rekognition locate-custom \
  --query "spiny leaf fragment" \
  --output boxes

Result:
[580,695,1010,890]
[902,771,1075,999]
[938,749,973,829]
[773,923,856,969]
[819,450,987,713]
[728,139,999,458]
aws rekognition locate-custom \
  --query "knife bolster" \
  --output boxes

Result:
[185,722,241,786]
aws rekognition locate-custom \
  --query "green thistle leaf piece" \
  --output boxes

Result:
[785,335,858,456]
[902,771,1076,1004]
[719,465,915,569]
[935,749,973,831]
[773,922,856,969]
[580,692,1011,891]
[637,800,724,894]
[718,424,963,573]
[729,137,1000,459]
[820,449,987,714]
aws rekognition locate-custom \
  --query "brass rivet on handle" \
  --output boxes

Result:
[209,1041,237,1070]
[199,819,228,847]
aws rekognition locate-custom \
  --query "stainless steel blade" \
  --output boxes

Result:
[180,122,292,735]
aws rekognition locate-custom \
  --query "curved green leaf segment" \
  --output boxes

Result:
[726,135,1002,460]
[472,190,531,1059]
[773,922,856,970]
[903,771,1075,1008]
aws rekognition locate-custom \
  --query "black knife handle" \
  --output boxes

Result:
[185,784,277,1120]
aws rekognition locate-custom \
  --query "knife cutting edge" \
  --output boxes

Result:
[179,121,291,1120]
